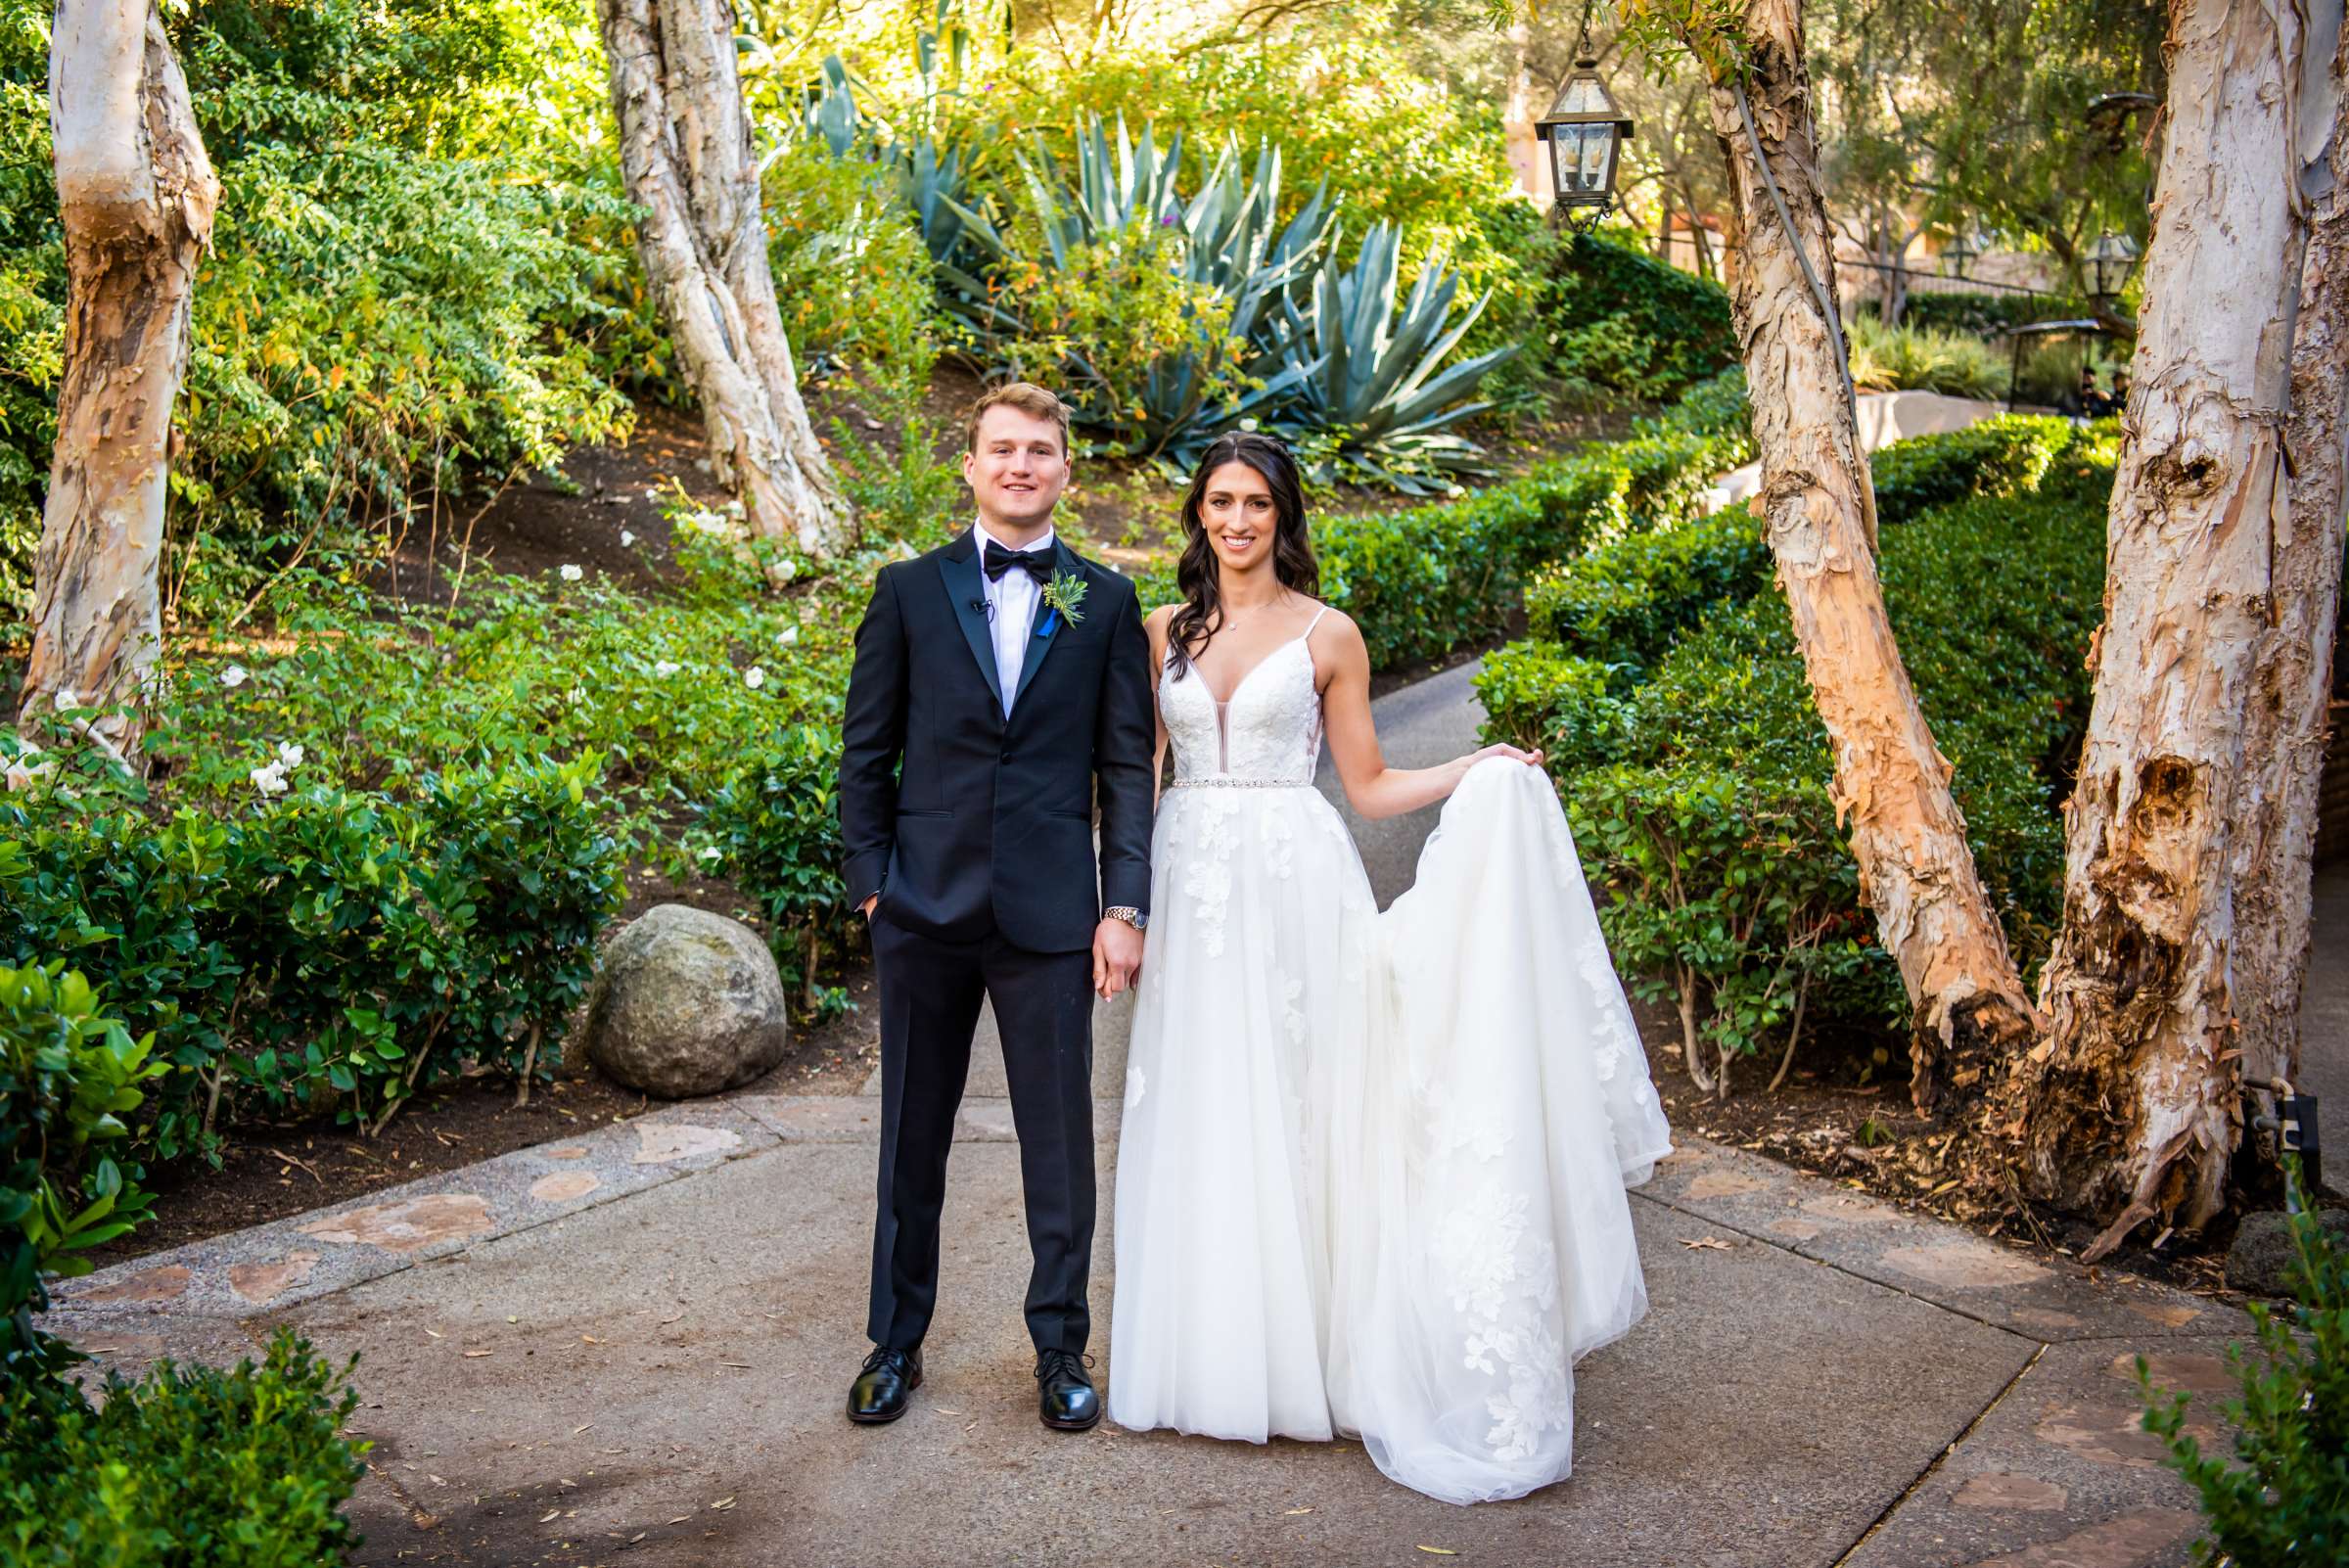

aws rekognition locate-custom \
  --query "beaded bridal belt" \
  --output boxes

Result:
[1164,777,1312,790]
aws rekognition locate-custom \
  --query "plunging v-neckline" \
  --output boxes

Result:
[1170,608,1331,709]
[1200,632,1313,710]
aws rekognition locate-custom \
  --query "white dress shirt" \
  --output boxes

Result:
[973,520,1053,716]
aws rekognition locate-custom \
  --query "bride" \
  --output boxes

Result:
[1107,432,1675,1503]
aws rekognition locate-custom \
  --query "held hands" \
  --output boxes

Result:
[1093,917,1143,1000]
[860,895,878,919]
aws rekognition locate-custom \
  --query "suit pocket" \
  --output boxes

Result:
[896,807,953,819]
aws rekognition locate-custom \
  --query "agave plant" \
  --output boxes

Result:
[1264,223,1519,492]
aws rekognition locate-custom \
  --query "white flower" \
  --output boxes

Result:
[221,665,249,689]
[274,742,304,770]
[653,659,682,678]
[778,626,799,647]
[250,761,289,797]
[620,530,636,547]
[743,666,765,690]
[560,563,584,582]
[569,687,587,705]
[698,845,722,862]
[776,557,797,582]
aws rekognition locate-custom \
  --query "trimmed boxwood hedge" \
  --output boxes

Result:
[1482,464,2112,1084]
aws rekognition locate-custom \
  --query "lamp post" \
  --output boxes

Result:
[1535,3,1634,236]
[2085,229,2141,310]
[1941,225,1984,281]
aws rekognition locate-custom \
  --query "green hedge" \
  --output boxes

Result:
[1522,508,1773,682]
[1,962,166,1384]
[0,754,622,1161]
[1543,231,1739,402]
[1870,414,2079,526]
[1,1327,368,1567]
[1483,483,2110,1084]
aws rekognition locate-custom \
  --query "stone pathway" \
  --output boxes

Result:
[46,665,2339,1568]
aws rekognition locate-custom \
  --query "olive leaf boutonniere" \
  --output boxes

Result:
[1037,571,1087,637]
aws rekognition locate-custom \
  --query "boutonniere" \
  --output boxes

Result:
[1037,570,1087,637]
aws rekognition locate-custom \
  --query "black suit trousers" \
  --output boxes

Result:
[866,910,1096,1357]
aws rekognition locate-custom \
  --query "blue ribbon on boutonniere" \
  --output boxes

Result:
[1036,608,1060,639]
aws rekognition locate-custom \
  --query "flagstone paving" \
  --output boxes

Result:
[45,663,2338,1568]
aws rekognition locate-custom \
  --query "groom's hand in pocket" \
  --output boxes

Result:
[1093,918,1142,999]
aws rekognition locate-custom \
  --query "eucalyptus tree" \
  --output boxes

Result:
[1617,0,2043,1106]
[17,0,216,765]
[595,0,851,567]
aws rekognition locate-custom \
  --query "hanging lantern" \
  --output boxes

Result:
[2086,230,2141,307]
[1535,8,1634,235]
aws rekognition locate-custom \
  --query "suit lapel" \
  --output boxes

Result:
[937,530,1006,715]
[1010,538,1082,714]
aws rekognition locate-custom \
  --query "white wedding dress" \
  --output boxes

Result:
[1108,611,1675,1504]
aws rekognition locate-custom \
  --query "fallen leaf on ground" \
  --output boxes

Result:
[1283,1506,1314,1515]
[1416,1549,1458,1557]
[711,1498,736,1510]
[424,1329,442,1339]
[581,1335,603,1345]
[463,1350,493,1358]
[573,1423,594,1435]
[540,1509,560,1524]
[1681,1236,1734,1251]
[718,1360,753,1369]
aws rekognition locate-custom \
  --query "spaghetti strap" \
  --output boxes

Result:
[1301,604,1331,641]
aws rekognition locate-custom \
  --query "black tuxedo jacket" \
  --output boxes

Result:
[838,529,1155,953]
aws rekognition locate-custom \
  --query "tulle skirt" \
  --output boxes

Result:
[1109,760,1674,1501]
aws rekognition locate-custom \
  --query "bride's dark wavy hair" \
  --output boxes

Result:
[1166,432,1318,681]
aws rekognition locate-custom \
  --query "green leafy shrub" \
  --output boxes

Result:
[1543,230,1738,402]
[1846,312,2009,400]
[2142,1165,2347,1567]
[0,1327,369,1567]
[761,134,942,414]
[1521,507,1772,681]
[1,961,168,1382]
[0,1,634,618]
[1487,486,2110,1085]
[694,723,854,1018]
[1870,414,2077,526]
[0,749,622,1150]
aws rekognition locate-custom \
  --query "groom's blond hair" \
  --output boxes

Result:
[966,382,1072,455]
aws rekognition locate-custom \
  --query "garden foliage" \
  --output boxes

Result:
[2141,1165,2348,1568]
[1481,420,2117,1086]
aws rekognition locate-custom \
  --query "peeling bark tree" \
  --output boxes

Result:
[17,2,216,763]
[1670,0,2040,1108]
[2234,15,2347,1139]
[2013,0,2328,1255]
[595,0,850,567]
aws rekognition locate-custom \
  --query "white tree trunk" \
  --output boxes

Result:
[2233,15,2347,1136]
[1698,0,2038,1108]
[16,2,216,763]
[595,0,850,567]
[2019,0,2320,1255]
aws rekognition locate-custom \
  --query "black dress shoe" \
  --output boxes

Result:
[1036,1349,1101,1431]
[847,1346,922,1424]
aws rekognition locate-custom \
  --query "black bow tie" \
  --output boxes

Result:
[983,541,1054,585]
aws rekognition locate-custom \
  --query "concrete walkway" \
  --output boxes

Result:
[46,667,2328,1568]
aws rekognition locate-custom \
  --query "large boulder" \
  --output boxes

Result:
[2225,1206,2349,1298]
[585,904,790,1097]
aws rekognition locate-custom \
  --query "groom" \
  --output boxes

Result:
[837,383,1154,1431]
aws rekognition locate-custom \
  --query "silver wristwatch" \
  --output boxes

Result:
[1103,905,1147,932]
